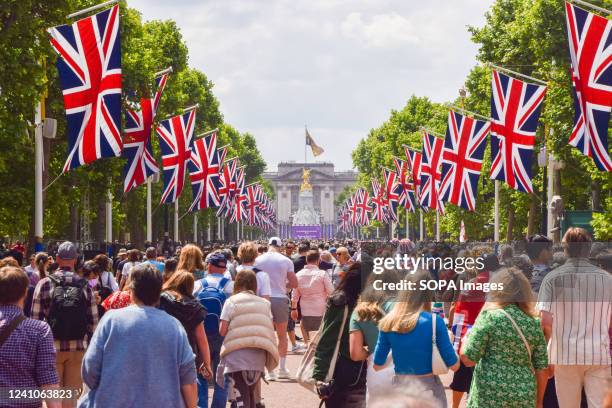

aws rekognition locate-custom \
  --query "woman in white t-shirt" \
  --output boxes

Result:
[120,249,141,289]
[236,242,271,300]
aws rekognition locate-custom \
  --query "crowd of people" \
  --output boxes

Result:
[0,228,610,408]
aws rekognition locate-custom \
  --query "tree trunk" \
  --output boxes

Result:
[591,181,602,211]
[69,204,79,242]
[506,207,515,242]
[527,194,538,237]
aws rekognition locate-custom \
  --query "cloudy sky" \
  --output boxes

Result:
[130,0,495,171]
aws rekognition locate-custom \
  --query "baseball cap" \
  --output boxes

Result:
[206,251,227,268]
[329,247,337,253]
[57,241,77,260]
[268,237,282,247]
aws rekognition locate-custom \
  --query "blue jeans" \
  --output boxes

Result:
[198,333,228,408]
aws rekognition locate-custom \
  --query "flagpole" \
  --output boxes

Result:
[193,214,198,244]
[435,211,440,241]
[405,208,409,239]
[146,178,152,242]
[570,0,612,15]
[494,180,500,242]
[106,190,113,249]
[207,212,211,242]
[419,210,424,241]
[174,200,179,243]
[67,0,119,19]
[34,99,44,249]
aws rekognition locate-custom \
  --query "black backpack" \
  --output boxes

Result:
[47,275,89,340]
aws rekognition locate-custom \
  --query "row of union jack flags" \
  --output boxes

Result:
[338,2,611,230]
[46,4,275,230]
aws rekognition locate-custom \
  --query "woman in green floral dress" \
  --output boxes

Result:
[460,267,549,408]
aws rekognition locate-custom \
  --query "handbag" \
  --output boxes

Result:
[499,308,534,373]
[296,305,349,393]
[431,313,452,375]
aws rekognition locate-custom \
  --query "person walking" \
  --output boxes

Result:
[291,250,334,344]
[373,270,459,408]
[178,244,207,281]
[236,241,271,300]
[0,266,60,408]
[159,270,213,406]
[31,241,99,407]
[119,249,141,289]
[331,247,352,287]
[142,246,165,274]
[537,228,611,408]
[313,262,366,408]
[461,267,549,408]
[78,264,197,408]
[218,269,279,408]
[254,237,297,380]
[194,252,234,408]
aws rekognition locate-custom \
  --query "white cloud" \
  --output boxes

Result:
[341,12,420,48]
[129,0,495,171]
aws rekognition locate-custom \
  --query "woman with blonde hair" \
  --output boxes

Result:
[373,270,459,408]
[177,244,206,281]
[460,267,549,408]
[218,269,279,408]
[236,241,271,300]
[159,270,213,407]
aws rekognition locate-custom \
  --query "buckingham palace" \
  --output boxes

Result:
[263,162,357,239]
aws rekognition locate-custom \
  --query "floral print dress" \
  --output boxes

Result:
[462,304,548,408]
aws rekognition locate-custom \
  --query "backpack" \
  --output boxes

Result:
[196,278,229,336]
[47,274,89,340]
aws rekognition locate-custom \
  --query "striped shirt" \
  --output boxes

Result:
[536,258,611,366]
[30,269,99,352]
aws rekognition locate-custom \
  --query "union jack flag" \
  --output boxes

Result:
[405,147,423,207]
[439,111,490,211]
[187,132,222,211]
[356,188,372,226]
[348,193,360,226]
[122,72,169,193]
[230,167,247,223]
[394,157,415,211]
[370,179,388,222]
[419,132,445,213]
[245,184,261,226]
[217,158,238,218]
[217,144,228,166]
[490,70,547,193]
[565,2,612,171]
[48,5,122,173]
[338,203,350,232]
[156,109,196,204]
[383,168,401,222]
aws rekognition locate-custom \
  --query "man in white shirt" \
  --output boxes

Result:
[254,237,297,380]
[537,228,612,408]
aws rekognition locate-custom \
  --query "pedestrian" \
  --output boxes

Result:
[331,247,352,287]
[142,246,165,274]
[526,235,553,294]
[349,270,399,403]
[119,249,141,289]
[537,228,611,408]
[24,253,38,283]
[461,267,549,408]
[194,251,234,408]
[113,248,128,281]
[164,257,178,282]
[218,269,279,408]
[254,237,298,380]
[236,241,271,300]
[313,262,366,408]
[373,270,459,408]
[101,274,132,311]
[30,241,99,407]
[178,244,207,281]
[291,250,334,344]
[92,254,119,292]
[0,266,60,408]
[78,264,197,408]
[159,270,213,398]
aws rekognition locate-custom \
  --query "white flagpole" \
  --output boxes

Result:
[67,0,119,19]
[547,154,554,239]
[146,178,152,242]
[193,214,198,244]
[34,100,43,246]
[494,180,500,242]
[105,191,113,244]
[174,201,179,242]
[419,210,424,241]
[405,208,409,239]
[207,213,211,242]
[435,211,440,241]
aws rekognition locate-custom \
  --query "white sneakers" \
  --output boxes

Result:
[265,368,293,381]
[291,342,307,353]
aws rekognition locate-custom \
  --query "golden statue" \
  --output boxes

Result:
[300,168,312,192]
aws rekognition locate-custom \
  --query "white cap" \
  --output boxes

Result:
[268,236,282,247]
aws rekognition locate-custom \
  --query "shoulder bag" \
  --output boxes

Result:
[499,308,534,373]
